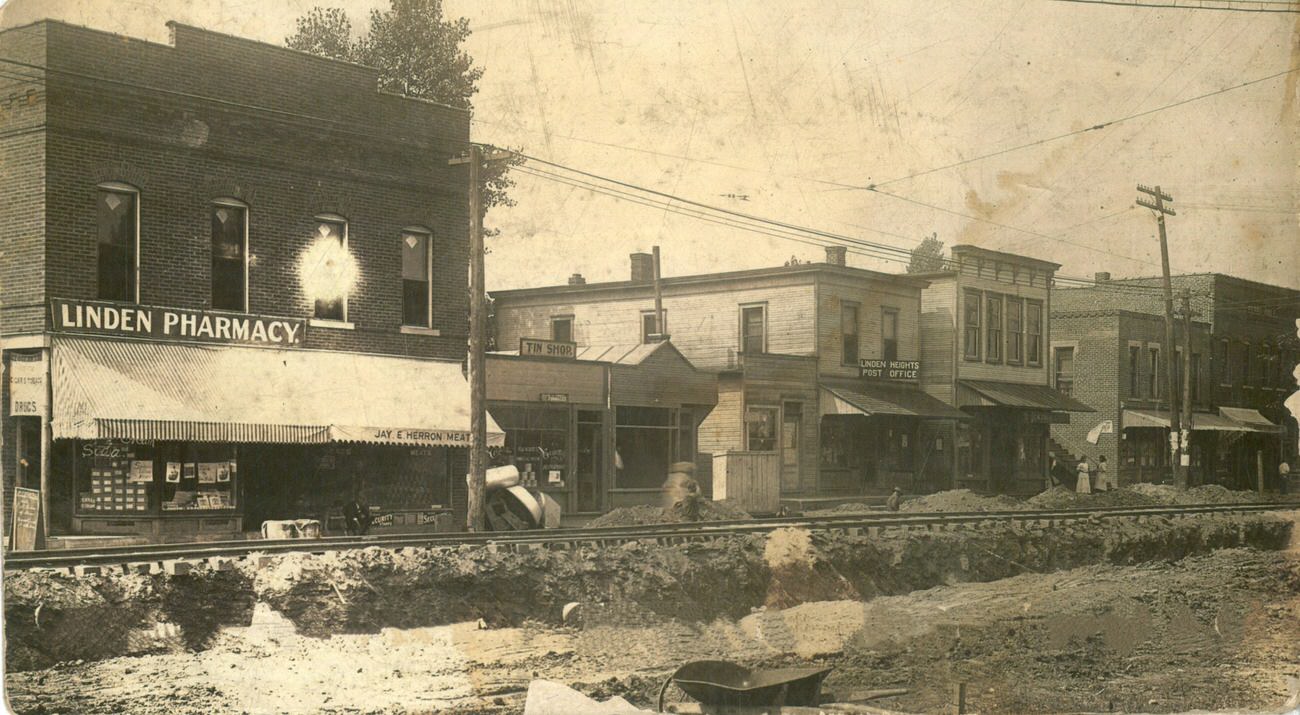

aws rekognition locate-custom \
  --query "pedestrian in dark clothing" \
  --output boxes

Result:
[342,493,372,536]
[1048,453,1071,488]
[886,487,901,512]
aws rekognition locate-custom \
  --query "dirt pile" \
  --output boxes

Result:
[587,498,751,527]
[899,489,1027,513]
[1025,486,1161,509]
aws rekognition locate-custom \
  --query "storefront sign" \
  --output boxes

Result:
[10,487,45,551]
[8,355,46,416]
[1024,411,1070,425]
[539,392,569,403]
[520,337,577,360]
[52,299,305,347]
[859,359,921,380]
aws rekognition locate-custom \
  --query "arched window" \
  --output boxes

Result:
[211,198,249,312]
[96,182,139,302]
[401,227,433,328]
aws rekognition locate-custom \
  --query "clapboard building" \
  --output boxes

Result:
[0,20,500,542]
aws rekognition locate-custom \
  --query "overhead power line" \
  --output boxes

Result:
[1051,0,1300,12]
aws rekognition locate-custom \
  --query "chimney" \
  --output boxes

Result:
[825,246,847,266]
[630,252,654,283]
[1094,272,1111,283]
[568,273,586,285]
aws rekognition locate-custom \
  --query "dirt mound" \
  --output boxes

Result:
[1025,486,1161,509]
[1184,484,1263,504]
[587,498,751,527]
[899,489,1028,513]
[1127,482,1181,503]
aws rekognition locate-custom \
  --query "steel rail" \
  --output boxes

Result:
[3,501,1293,571]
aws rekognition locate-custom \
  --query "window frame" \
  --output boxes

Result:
[210,198,249,313]
[1005,296,1024,365]
[1217,338,1231,386]
[739,303,767,355]
[985,293,1003,364]
[744,403,780,451]
[1128,343,1142,398]
[1191,352,1201,402]
[963,290,982,361]
[640,309,667,344]
[1025,300,1043,366]
[841,302,860,366]
[880,306,899,363]
[96,182,141,304]
[400,227,434,329]
[1242,341,1253,391]
[550,315,574,343]
[1054,346,1075,396]
[310,214,350,324]
[1148,346,1161,399]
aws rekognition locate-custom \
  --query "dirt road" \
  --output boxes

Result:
[6,546,1298,715]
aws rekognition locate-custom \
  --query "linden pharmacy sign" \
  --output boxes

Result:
[52,299,305,347]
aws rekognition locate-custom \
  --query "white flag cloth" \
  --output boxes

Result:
[1086,420,1114,445]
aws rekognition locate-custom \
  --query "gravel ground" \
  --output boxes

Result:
[7,537,1299,715]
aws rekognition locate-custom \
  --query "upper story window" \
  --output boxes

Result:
[641,310,666,343]
[985,294,1003,363]
[311,216,348,322]
[1191,353,1202,402]
[1148,346,1161,399]
[740,304,766,354]
[841,303,860,365]
[1026,300,1043,366]
[211,199,248,312]
[1005,297,1023,364]
[963,290,981,360]
[1054,346,1075,396]
[551,316,573,343]
[401,228,433,328]
[881,307,898,362]
[1128,345,1142,397]
[1242,342,1252,389]
[97,183,139,303]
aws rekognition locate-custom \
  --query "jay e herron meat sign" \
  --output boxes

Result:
[51,299,306,347]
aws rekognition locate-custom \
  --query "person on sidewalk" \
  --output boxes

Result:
[1048,453,1071,489]
[1280,461,1291,496]
[886,486,901,512]
[1094,455,1114,492]
[1076,458,1092,494]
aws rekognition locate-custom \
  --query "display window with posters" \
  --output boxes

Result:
[73,439,239,515]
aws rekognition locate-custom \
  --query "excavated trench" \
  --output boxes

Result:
[4,511,1293,672]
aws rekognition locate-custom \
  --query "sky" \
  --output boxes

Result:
[2,0,1297,290]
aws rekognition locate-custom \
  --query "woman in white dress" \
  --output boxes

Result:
[1075,458,1092,494]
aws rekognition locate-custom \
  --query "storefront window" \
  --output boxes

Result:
[745,405,778,451]
[677,408,695,461]
[491,405,570,488]
[616,406,675,489]
[74,439,239,514]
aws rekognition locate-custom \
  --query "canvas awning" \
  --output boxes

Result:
[1123,409,1260,433]
[51,337,504,447]
[820,382,969,420]
[959,379,1095,412]
[1218,407,1284,433]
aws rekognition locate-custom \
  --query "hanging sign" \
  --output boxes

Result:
[52,299,305,347]
[859,359,921,380]
[10,487,45,551]
[519,337,577,360]
[8,355,46,416]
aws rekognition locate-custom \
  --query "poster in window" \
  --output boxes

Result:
[166,462,182,483]
[198,462,219,484]
[215,462,231,483]
[183,463,196,480]
[196,494,211,509]
[128,460,153,483]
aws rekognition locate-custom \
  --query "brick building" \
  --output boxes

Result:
[0,21,501,541]
[490,247,968,503]
[913,246,1094,495]
[1051,274,1297,489]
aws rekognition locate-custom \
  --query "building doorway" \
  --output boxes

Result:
[576,411,603,512]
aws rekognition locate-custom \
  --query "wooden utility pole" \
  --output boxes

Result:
[1179,288,1195,485]
[452,144,487,531]
[652,245,665,340]
[1136,184,1183,487]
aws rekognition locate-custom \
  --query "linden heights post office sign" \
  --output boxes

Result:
[52,299,306,347]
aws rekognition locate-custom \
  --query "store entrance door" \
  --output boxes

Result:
[576,411,603,512]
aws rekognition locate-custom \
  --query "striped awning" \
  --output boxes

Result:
[51,337,504,447]
[820,382,970,420]
[1123,409,1269,433]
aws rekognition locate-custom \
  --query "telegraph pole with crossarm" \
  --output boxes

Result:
[1136,184,1184,488]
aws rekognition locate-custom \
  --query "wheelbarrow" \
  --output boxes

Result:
[657,660,830,711]
[656,660,909,714]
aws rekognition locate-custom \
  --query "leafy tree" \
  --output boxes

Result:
[286,1,519,227]
[906,233,947,273]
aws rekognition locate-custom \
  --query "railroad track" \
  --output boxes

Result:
[3,501,1294,573]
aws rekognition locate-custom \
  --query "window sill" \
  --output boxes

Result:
[400,326,441,336]
[309,319,355,330]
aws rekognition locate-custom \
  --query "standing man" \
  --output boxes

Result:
[663,462,702,521]
[1279,461,1291,496]
[886,486,901,512]
[1048,452,1072,489]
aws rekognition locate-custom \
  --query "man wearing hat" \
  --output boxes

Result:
[663,461,702,521]
[886,486,901,512]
